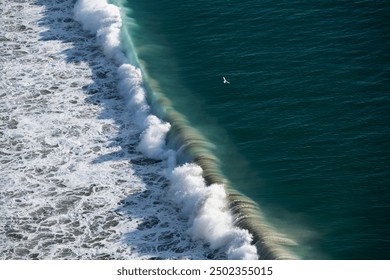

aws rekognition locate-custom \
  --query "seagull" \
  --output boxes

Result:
[223,76,230,84]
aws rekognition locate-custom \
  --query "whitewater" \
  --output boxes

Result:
[0,0,258,259]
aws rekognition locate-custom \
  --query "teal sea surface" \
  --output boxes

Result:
[115,0,390,259]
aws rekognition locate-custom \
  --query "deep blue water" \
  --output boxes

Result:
[116,0,390,259]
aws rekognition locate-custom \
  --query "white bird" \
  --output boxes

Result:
[223,76,230,84]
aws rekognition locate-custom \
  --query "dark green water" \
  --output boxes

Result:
[115,0,390,259]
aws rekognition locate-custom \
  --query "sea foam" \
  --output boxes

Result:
[74,0,258,259]
[1,0,216,260]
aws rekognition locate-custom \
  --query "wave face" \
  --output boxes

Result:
[73,0,262,259]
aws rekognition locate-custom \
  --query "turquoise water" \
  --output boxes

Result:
[116,0,390,259]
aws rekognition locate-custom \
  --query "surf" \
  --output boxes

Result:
[74,0,297,259]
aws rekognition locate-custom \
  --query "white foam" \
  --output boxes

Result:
[73,0,258,259]
[74,0,127,64]
[74,0,174,163]
[1,0,212,260]
[138,116,171,158]
[169,164,258,259]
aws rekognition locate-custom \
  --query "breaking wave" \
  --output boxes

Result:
[74,0,260,259]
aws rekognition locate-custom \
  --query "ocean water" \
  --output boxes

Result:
[1,0,257,260]
[1,0,389,260]
[113,0,390,259]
